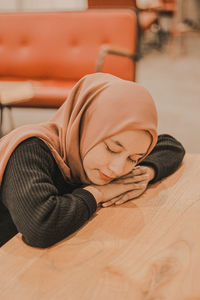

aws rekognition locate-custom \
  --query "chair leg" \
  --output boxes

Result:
[7,107,15,132]
[0,105,3,138]
[135,10,142,61]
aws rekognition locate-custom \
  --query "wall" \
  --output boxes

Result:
[0,0,87,11]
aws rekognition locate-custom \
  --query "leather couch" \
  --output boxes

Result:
[0,9,137,109]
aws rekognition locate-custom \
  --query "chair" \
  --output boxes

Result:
[169,0,200,56]
[88,0,159,57]
[0,9,138,134]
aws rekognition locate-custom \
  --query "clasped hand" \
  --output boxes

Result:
[85,166,155,207]
[102,166,155,207]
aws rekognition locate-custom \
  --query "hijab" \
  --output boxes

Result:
[0,73,158,185]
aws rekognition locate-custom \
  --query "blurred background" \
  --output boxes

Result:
[0,0,200,153]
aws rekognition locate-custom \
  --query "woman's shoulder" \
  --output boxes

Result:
[14,137,52,155]
[9,137,55,169]
[18,137,49,148]
[5,137,57,179]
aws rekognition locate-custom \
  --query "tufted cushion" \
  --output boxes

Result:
[0,10,136,81]
[0,9,137,107]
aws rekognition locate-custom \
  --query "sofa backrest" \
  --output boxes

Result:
[0,9,137,81]
[88,0,136,8]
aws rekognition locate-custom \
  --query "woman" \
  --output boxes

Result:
[0,73,185,248]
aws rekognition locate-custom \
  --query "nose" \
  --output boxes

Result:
[108,156,127,177]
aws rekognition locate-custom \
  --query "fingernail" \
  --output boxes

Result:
[133,166,140,169]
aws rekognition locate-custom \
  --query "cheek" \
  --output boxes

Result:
[83,144,108,170]
[84,154,97,170]
[123,163,135,176]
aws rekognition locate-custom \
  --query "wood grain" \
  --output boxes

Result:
[0,81,34,104]
[0,153,200,299]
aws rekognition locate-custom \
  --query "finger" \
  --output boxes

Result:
[132,174,151,183]
[114,180,147,191]
[114,174,150,184]
[102,195,123,207]
[132,166,148,176]
[102,182,148,207]
[115,186,147,205]
[113,166,143,180]
[116,168,146,180]
[115,190,141,205]
[113,173,133,181]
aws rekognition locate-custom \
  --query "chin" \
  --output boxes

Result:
[86,169,113,186]
[89,177,105,186]
[86,173,107,186]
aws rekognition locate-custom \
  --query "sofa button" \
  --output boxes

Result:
[70,39,79,47]
[20,38,29,46]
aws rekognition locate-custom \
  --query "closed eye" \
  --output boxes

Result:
[105,143,118,153]
[128,157,137,163]
[105,143,137,163]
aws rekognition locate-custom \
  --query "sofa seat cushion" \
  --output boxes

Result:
[0,78,77,108]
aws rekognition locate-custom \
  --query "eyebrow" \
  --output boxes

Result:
[109,138,145,156]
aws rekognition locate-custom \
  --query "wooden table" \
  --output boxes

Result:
[0,81,34,106]
[0,153,200,299]
[0,81,34,136]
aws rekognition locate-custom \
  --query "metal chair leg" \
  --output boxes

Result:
[0,105,3,138]
[7,107,15,131]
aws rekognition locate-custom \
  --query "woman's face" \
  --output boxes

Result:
[83,130,151,185]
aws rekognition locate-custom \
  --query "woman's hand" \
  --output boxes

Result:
[84,165,155,207]
[102,165,155,207]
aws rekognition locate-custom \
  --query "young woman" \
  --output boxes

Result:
[0,73,185,248]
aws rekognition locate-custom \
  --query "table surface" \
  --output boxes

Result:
[0,153,200,300]
[0,81,34,105]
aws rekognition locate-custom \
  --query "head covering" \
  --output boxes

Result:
[0,73,157,185]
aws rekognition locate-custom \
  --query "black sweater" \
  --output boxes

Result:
[0,134,185,248]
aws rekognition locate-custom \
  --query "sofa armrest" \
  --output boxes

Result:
[95,44,138,74]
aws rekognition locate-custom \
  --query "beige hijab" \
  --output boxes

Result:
[0,73,157,185]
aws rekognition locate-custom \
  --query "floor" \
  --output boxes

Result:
[2,32,200,154]
[137,32,200,153]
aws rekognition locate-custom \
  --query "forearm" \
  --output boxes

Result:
[139,134,185,183]
[23,190,96,248]
[1,138,97,248]
[2,183,96,248]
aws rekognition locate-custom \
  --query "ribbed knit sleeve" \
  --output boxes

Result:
[139,134,185,184]
[1,138,97,248]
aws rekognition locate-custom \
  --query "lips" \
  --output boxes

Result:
[99,170,113,181]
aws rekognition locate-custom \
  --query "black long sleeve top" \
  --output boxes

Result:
[0,134,185,248]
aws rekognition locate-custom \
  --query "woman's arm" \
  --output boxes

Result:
[96,134,185,207]
[1,138,97,248]
[139,134,185,183]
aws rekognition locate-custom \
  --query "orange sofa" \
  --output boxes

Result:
[88,0,159,33]
[0,9,137,109]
